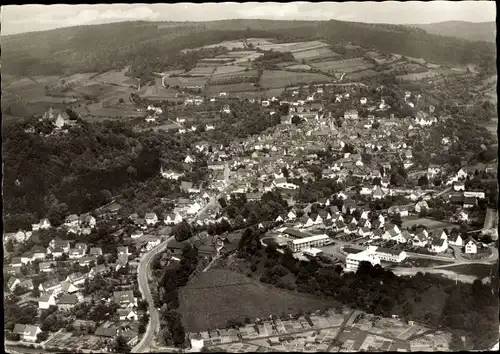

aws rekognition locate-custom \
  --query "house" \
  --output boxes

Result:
[430,237,448,253]
[412,230,429,247]
[65,214,80,227]
[360,97,367,105]
[89,247,103,256]
[184,155,195,164]
[164,213,183,225]
[39,261,57,273]
[141,235,161,251]
[144,212,158,226]
[31,246,47,260]
[113,290,137,308]
[117,309,139,321]
[79,214,96,228]
[463,197,477,209]
[38,293,57,309]
[344,110,359,119]
[68,247,86,259]
[13,324,42,342]
[117,246,130,256]
[61,281,80,293]
[66,272,86,286]
[39,279,62,295]
[453,182,465,191]
[464,237,478,254]
[49,239,70,253]
[206,124,215,131]
[414,201,429,214]
[372,186,385,200]
[57,294,79,311]
[145,115,156,123]
[448,234,464,247]
[89,264,110,279]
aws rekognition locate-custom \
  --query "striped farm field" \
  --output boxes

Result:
[212,65,250,76]
[345,70,379,80]
[257,40,329,53]
[292,47,338,61]
[260,70,332,89]
[186,66,216,77]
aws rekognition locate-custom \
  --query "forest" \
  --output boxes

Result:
[2,19,495,81]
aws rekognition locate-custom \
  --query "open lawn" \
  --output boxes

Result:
[93,67,138,87]
[346,70,379,80]
[138,78,184,101]
[438,263,495,278]
[260,70,332,89]
[179,269,334,332]
[285,64,313,71]
[401,217,455,230]
[397,258,454,268]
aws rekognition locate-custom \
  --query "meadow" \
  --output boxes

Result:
[178,269,333,332]
[260,70,332,89]
[292,47,338,61]
[205,82,259,95]
[311,58,374,73]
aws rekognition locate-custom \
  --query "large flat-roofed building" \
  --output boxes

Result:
[282,228,310,239]
[345,247,381,272]
[374,247,407,263]
[288,234,331,252]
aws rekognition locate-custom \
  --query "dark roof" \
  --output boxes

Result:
[375,247,403,256]
[283,228,309,239]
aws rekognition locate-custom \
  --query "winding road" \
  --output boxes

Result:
[132,186,229,353]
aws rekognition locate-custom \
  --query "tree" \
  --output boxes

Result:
[291,115,303,125]
[113,335,131,353]
[5,239,14,252]
[418,175,428,187]
[36,331,50,342]
[119,98,125,104]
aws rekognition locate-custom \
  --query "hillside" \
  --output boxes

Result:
[407,21,496,43]
[1,19,496,79]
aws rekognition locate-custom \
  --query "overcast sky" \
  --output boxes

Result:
[1,2,496,35]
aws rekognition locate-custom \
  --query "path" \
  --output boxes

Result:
[326,309,355,351]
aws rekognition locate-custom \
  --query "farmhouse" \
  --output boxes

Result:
[13,324,42,342]
[464,237,478,254]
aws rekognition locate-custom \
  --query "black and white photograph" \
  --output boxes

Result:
[2,2,498,353]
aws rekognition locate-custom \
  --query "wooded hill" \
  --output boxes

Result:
[407,21,496,43]
[2,19,496,78]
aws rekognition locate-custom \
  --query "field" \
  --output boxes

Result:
[401,217,455,229]
[438,263,494,278]
[292,47,338,61]
[212,65,250,76]
[245,38,276,47]
[311,58,374,73]
[163,76,207,88]
[93,67,139,87]
[285,64,313,71]
[187,66,217,77]
[396,71,438,81]
[256,40,329,53]
[260,70,332,89]
[345,70,379,80]
[396,258,454,268]
[179,269,334,332]
[139,78,184,101]
[205,82,259,95]
[201,40,246,50]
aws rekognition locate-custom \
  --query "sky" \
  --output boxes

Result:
[1,2,496,35]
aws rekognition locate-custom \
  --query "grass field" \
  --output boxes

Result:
[285,64,313,71]
[257,41,329,53]
[397,258,454,268]
[292,47,338,61]
[260,70,332,89]
[246,38,276,47]
[179,269,334,332]
[205,82,259,95]
[139,79,184,101]
[93,67,139,87]
[187,66,216,77]
[311,58,374,73]
[438,263,494,278]
[163,76,207,88]
[212,65,249,76]
[346,70,379,80]
[401,218,455,230]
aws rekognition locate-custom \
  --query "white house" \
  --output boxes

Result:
[464,237,478,254]
[13,324,42,342]
[144,213,158,226]
[184,155,195,164]
[117,309,139,321]
[448,234,463,247]
[360,97,367,105]
[38,293,57,309]
[430,237,448,253]
[205,124,215,131]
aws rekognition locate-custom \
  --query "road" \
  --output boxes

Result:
[132,184,231,353]
[132,236,174,353]
[326,309,355,352]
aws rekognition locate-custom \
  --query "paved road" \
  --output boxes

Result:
[132,185,230,353]
[132,236,174,353]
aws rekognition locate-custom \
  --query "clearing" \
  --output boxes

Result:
[179,268,334,332]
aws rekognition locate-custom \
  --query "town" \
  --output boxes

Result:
[3,5,498,354]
